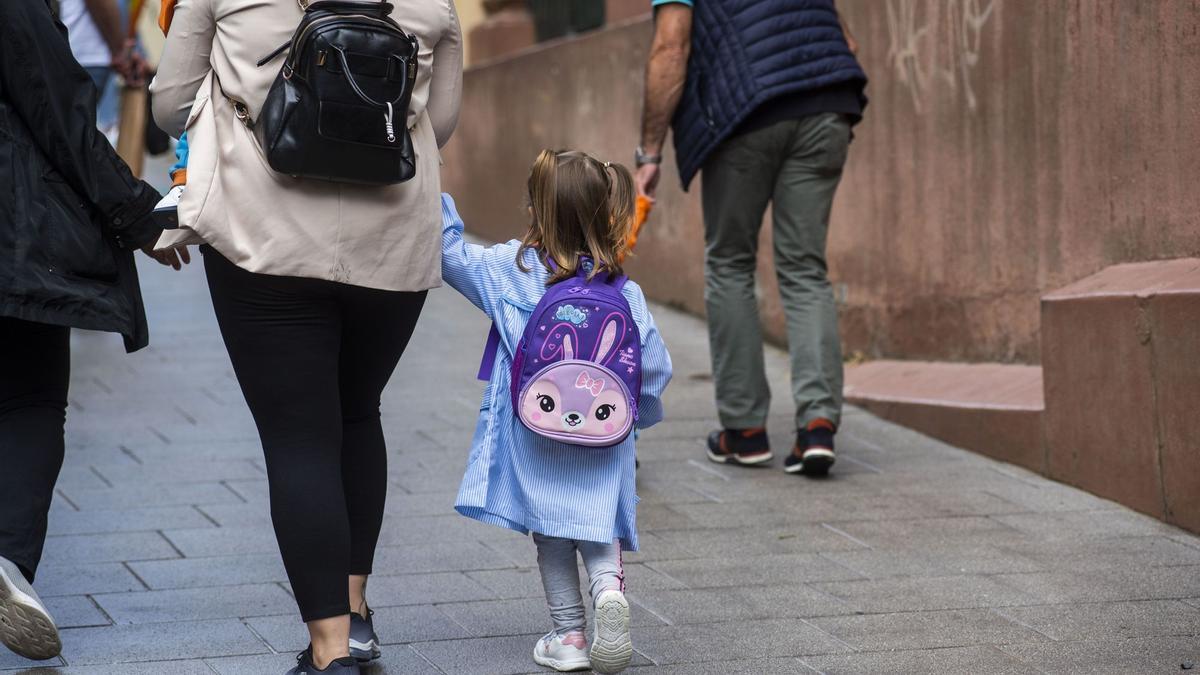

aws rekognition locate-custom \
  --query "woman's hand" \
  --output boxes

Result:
[142,245,191,270]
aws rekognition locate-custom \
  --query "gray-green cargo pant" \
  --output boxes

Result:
[701,112,850,431]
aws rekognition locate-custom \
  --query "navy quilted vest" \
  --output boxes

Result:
[671,0,867,188]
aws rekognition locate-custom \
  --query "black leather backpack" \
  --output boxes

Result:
[249,0,419,185]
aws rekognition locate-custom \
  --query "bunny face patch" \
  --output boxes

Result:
[497,264,642,448]
[516,315,636,447]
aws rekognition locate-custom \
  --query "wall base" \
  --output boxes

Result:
[846,259,1200,535]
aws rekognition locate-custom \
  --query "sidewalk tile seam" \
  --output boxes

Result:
[240,617,281,656]
[193,506,224,528]
[54,488,82,511]
[118,445,145,465]
[817,524,873,549]
[119,562,152,592]
[219,481,253,503]
[797,618,860,653]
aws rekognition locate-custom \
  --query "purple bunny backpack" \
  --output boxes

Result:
[478,263,642,447]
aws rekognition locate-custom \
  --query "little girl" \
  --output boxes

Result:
[440,150,672,673]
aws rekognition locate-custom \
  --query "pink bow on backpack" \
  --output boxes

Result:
[575,371,605,396]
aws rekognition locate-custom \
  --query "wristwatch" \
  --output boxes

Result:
[635,146,662,167]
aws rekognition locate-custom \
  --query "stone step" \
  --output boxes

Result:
[1041,257,1200,530]
[844,360,1044,471]
[846,257,1200,535]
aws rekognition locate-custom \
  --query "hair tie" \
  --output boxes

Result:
[604,161,612,169]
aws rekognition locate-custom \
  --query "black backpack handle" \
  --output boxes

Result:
[305,0,394,16]
[330,44,408,109]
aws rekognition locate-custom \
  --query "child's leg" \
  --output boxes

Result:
[533,533,585,635]
[577,540,632,674]
[576,539,624,599]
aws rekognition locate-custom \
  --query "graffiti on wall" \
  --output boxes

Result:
[885,0,997,113]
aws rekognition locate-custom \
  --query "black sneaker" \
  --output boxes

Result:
[349,608,381,662]
[286,646,361,675]
[706,428,773,466]
[0,556,61,660]
[784,420,836,476]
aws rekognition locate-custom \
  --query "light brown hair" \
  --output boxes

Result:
[517,149,636,285]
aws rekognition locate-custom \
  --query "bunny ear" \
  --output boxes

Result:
[592,315,622,364]
[562,333,575,360]
[540,323,580,361]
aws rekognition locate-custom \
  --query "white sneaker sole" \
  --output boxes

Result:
[590,591,632,674]
[532,646,591,672]
[785,448,836,474]
[0,558,61,660]
[706,448,774,466]
[349,636,381,662]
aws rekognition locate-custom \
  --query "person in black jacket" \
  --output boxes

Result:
[0,0,182,661]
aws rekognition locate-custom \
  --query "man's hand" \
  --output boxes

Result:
[141,244,191,270]
[113,39,149,86]
[636,163,661,201]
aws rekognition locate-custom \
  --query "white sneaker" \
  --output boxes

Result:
[589,590,632,673]
[153,184,186,228]
[532,630,590,672]
[0,556,61,660]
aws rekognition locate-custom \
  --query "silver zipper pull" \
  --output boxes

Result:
[384,101,396,143]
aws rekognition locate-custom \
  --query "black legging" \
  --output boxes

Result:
[202,247,426,622]
[0,318,69,583]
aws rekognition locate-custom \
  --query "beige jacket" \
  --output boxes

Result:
[150,0,462,291]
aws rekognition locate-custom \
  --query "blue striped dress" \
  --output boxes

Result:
[440,194,672,551]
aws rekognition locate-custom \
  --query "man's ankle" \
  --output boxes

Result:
[805,418,836,433]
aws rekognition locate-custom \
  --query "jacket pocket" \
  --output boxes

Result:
[183,86,210,132]
[42,172,118,284]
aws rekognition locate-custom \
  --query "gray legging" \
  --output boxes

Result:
[533,533,624,635]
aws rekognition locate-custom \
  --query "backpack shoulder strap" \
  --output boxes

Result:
[477,324,501,381]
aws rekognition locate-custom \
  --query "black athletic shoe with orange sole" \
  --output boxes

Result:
[784,419,836,475]
[706,428,773,466]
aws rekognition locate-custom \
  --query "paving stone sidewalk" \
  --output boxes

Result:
[4,250,1200,675]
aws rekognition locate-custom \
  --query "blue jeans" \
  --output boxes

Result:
[84,66,110,92]
[83,67,119,130]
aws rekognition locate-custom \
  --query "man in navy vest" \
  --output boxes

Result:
[635,0,866,476]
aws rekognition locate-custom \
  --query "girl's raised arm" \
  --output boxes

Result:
[441,194,513,319]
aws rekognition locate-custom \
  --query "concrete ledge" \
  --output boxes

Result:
[847,259,1200,535]
[1042,258,1200,530]
[845,361,1045,471]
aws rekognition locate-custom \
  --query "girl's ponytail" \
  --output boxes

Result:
[518,150,560,274]
[581,161,634,278]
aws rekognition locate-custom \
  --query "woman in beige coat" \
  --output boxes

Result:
[151,1,461,672]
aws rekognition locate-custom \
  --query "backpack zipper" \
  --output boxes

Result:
[287,14,403,73]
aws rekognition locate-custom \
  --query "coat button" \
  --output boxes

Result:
[113,217,123,225]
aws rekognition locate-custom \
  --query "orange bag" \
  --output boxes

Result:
[619,195,653,263]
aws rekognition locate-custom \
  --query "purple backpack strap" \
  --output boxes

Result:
[477,324,501,381]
